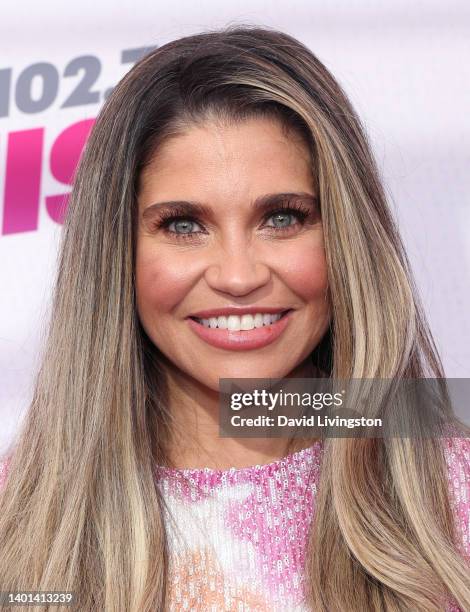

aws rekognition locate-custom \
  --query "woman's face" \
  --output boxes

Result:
[136,116,331,391]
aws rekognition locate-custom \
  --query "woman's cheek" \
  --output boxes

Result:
[135,250,197,316]
[278,242,329,300]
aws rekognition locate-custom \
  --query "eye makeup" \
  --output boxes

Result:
[142,194,320,242]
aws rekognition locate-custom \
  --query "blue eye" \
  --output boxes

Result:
[151,201,314,242]
[266,211,298,228]
[168,219,203,234]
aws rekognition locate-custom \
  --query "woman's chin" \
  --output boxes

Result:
[202,367,291,391]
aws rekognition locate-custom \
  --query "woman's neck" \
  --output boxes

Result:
[158,358,322,470]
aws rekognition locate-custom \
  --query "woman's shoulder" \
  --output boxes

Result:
[442,434,470,467]
[442,435,470,499]
[441,436,470,557]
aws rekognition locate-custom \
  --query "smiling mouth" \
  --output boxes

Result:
[189,309,292,330]
[185,308,294,350]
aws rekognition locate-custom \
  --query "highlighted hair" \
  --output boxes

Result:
[0,24,468,611]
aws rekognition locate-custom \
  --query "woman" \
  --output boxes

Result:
[0,24,469,612]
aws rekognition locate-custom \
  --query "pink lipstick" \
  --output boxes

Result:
[186,309,294,351]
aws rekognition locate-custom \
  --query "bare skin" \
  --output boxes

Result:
[136,116,331,469]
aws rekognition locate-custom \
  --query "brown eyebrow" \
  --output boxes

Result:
[141,192,318,221]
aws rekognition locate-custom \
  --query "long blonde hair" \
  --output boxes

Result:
[0,24,468,611]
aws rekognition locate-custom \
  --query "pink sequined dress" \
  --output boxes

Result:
[0,437,468,611]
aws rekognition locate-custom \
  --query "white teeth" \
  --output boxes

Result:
[228,315,241,331]
[254,313,264,328]
[198,312,285,330]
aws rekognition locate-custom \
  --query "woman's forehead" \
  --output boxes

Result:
[143,115,310,165]
[137,117,314,210]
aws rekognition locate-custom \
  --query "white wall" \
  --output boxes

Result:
[1,0,469,452]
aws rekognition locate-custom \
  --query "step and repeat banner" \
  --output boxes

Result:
[1,0,469,451]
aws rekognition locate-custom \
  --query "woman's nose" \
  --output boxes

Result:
[204,243,271,297]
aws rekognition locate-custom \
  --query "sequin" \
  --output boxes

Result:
[155,443,323,611]
[154,438,469,611]
[0,437,468,611]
